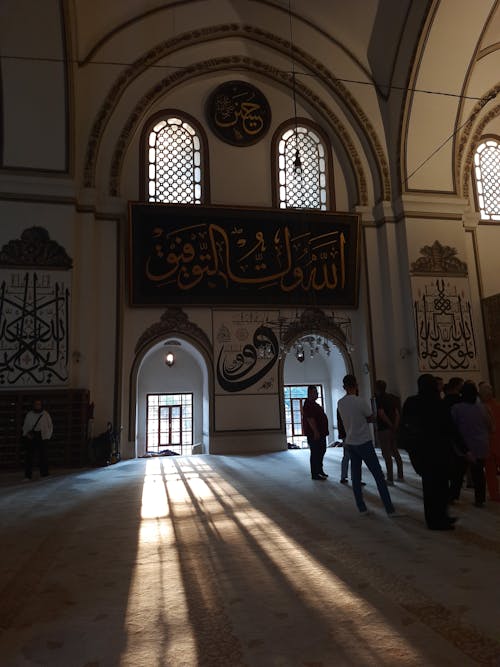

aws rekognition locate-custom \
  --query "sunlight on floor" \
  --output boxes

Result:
[123,456,426,665]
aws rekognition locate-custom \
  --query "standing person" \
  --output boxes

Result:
[22,398,53,480]
[374,380,404,485]
[337,375,401,516]
[302,385,329,480]
[478,383,500,502]
[451,382,491,508]
[400,374,456,530]
[338,409,365,486]
[442,377,467,503]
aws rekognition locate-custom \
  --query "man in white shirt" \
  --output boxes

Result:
[22,398,53,480]
[337,375,401,516]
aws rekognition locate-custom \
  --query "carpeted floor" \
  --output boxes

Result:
[1,448,500,667]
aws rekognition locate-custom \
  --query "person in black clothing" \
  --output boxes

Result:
[442,377,466,502]
[401,374,456,530]
[302,385,329,480]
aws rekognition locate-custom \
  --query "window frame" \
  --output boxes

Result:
[472,134,500,224]
[271,117,334,210]
[139,109,210,204]
[146,392,193,455]
[284,384,324,448]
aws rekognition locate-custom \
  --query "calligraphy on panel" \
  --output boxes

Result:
[412,277,479,372]
[0,271,70,386]
[206,80,271,146]
[129,204,360,307]
[411,241,478,372]
[213,310,279,395]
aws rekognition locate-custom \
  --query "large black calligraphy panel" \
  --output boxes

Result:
[129,204,360,307]
[0,271,70,386]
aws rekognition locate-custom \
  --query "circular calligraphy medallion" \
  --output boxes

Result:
[206,80,271,146]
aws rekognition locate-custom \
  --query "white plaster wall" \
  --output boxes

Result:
[136,344,204,457]
[475,224,500,298]
[0,201,117,434]
[1,0,67,170]
[405,0,496,191]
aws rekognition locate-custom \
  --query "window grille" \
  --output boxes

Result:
[278,125,328,210]
[474,139,500,221]
[147,117,202,204]
[146,393,193,455]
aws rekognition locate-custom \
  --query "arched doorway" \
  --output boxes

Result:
[283,335,348,447]
[135,338,210,457]
[129,308,213,457]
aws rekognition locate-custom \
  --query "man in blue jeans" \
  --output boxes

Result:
[337,374,403,517]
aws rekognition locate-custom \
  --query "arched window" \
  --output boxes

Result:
[474,138,500,221]
[143,112,207,204]
[274,121,332,210]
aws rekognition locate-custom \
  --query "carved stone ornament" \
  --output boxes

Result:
[0,227,73,270]
[281,308,348,350]
[135,307,212,356]
[410,241,467,276]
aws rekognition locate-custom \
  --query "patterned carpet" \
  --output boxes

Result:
[0,449,500,666]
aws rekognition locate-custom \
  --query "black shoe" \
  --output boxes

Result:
[319,472,329,478]
[360,482,366,487]
[428,524,455,531]
[312,475,327,480]
[340,478,348,484]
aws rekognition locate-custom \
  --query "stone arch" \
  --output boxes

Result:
[108,55,369,205]
[456,91,500,198]
[129,308,213,451]
[278,308,354,373]
[83,24,390,203]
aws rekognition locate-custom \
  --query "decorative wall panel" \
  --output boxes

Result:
[0,228,72,387]
[411,241,478,372]
[129,204,360,307]
[0,271,70,386]
[213,310,280,395]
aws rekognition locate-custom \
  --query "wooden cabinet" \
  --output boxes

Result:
[0,389,90,470]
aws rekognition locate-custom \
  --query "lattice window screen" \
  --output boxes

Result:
[474,139,500,221]
[148,117,202,204]
[278,126,327,210]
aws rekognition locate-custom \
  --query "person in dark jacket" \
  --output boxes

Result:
[401,374,456,530]
[442,377,467,502]
[302,385,329,480]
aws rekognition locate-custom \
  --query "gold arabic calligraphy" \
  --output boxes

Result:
[145,222,347,294]
[214,95,265,137]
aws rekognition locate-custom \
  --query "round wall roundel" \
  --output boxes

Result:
[206,80,271,146]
